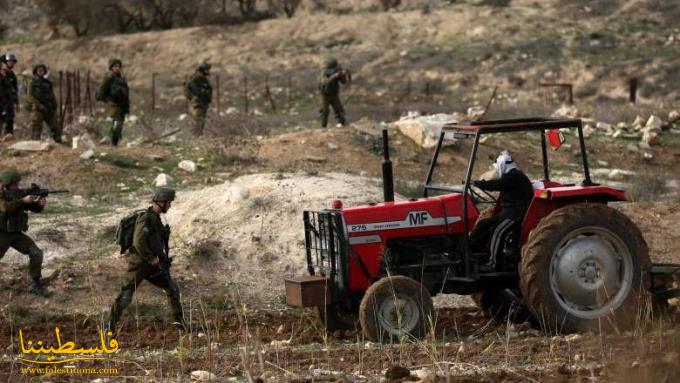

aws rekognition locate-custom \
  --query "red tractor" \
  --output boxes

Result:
[285,117,679,342]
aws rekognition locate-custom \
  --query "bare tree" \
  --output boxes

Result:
[236,0,257,18]
[379,0,401,11]
[267,0,301,18]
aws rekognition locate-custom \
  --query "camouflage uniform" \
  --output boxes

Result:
[0,169,48,297]
[184,62,213,136]
[26,64,61,142]
[96,59,130,146]
[108,188,184,334]
[318,58,349,128]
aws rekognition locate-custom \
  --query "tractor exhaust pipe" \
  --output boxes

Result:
[382,128,395,202]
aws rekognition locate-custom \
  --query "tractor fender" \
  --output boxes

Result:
[520,186,627,244]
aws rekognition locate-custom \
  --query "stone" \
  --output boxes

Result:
[178,160,197,172]
[154,173,173,187]
[327,142,339,150]
[178,113,188,121]
[643,152,653,161]
[394,113,457,148]
[644,115,663,133]
[73,133,95,150]
[641,130,659,145]
[9,140,50,152]
[596,122,613,132]
[225,107,239,114]
[126,114,139,124]
[669,110,680,123]
[552,104,580,118]
[612,130,623,138]
[467,106,485,119]
[565,333,582,342]
[190,370,217,382]
[632,115,645,128]
[79,149,95,160]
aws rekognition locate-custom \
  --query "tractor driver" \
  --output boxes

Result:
[470,151,534,272]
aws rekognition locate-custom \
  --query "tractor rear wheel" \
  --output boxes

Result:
[520,203,651,333]
[317,305,358,331]
[472,289,534,324]
[359,276,434,343]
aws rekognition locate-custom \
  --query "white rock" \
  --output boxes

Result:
[641,130,659,145]
[327,142,339,150]
[178,160,197,173]
[74,133,95,150]
[79,149,95,160]
[612,130,623,138]
[225,107,239,115]
[643,152,653,161]
[178,113,188,121]
[669,110,680,123]
[154,173,173,187]
[552,104,580,118]
[596,122,613,131]
[632,115,645,128]
[644,115,663,133]
[126,115,139,124]
[9,141,51,152]
[190,370,216,382]
[394,113,457,148]
[565,333,582,342]
[467,106,485,119]
[616,122,628,130]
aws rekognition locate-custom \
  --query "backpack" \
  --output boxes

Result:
[114,209,145,254]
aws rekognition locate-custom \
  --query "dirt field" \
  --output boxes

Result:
[2,1,680,381]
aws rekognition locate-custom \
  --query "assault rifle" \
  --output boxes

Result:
[1,184,69,200]
[21,183,70,198]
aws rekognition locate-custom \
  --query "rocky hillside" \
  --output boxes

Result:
[1,0,679,110]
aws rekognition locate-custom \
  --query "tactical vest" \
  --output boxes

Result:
[0,192,29,233]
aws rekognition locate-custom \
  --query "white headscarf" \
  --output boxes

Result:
[495,151,518,177]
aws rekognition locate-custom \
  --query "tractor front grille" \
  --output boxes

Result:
[303,210,346,285]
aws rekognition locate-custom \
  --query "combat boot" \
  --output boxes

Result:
[29,280,50,297]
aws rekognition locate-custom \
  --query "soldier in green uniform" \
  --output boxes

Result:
[96,58,130,146]
[26,63,61,142]
[0,169,50,297]
[107,188,185,336]
[318,58,350,128]
[184,62,213,136]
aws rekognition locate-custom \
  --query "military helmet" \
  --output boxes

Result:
[32,63,48,75]
[324,58,339,69]
[0,169,22,185]
[152,187,176,202]
[108,58,123,69]
[197,61,211,72]
[4,52,18,63]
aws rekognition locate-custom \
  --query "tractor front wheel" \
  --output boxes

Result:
[520,203,651,333]
[359,276,434,343]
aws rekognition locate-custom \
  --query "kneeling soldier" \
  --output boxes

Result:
[108,188,185,336]
[0,169,49,297]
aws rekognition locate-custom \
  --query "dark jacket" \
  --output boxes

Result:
[96,73,130,113]
[185,71,212,106]
[475,169,534,220]
[131,207,169,263]
[0,190,44,233]
[28,75,57,115]
[6,71,18,104]
[319,67,349,97]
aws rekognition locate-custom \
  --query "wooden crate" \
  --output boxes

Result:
[284,275,332,307]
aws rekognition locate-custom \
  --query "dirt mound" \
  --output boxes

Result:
[166,172,394,302]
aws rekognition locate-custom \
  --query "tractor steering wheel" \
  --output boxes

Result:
[469,183,497,204]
